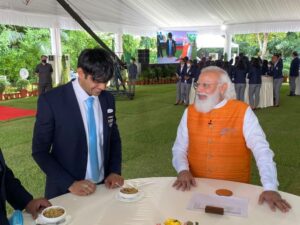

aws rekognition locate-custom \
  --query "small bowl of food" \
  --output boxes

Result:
[41,206,66,224]
[119,186,139,199]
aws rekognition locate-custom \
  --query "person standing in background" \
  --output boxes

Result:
[271,54,283,106]
[232,58,247,101]
[35,55,53,95]
[181,60,193,106]
[174,58,186,105]
[248,58,262,110]
[288,51,300,96]
[128,57,138,96]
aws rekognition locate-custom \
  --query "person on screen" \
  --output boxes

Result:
[157,32,164,58]
[166,32,176,57]
[32,48,124,199]
[0,149,51,225]
[172,66,291,213]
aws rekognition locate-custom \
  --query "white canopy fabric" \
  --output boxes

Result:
[197,34,238,49]
[1,0,300,35]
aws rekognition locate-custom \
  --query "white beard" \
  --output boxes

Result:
[194,90,221,113]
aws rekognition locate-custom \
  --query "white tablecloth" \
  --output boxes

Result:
[245,76,273,108]
[24,177,300,225]
[295,76,300,95]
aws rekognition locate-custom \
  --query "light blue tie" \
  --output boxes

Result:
[168,39,172,56]
[86,97,100,182]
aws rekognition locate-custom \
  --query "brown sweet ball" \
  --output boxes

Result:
[215,189,233,196]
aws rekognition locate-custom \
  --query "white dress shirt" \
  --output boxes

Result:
[172,99,279,191]
[72,78,104,183]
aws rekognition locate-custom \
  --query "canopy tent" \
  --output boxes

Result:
[1,0,300,36]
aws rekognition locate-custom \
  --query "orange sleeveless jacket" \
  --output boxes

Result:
[187,100,251,183]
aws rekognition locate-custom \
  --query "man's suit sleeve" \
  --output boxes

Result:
[4,165,33,210]
[107,95,122,175]
[32,94,75,192]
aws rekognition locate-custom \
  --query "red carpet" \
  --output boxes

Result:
[0,106,36,121]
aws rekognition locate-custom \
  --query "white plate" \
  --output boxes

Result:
[115,190,144,202]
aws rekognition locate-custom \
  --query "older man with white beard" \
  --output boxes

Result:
[172,66,291,213]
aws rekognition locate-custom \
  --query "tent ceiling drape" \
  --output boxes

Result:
[1,0,300,35]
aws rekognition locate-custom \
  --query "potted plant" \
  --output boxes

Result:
[16,79,30,98]
[0,80,6,101]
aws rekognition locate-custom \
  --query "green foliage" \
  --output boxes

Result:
[60,55,70,85]
[61,30,114,69]
[122,34,140,63]
[0,26,51,83]
[0,80,6,93]
[15,79,29,91]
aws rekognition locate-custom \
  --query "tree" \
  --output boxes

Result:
[257,33,269,59]
[61,30,114,70]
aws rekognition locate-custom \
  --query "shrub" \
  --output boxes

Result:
[16,79,30,91]
[0,80,6,93]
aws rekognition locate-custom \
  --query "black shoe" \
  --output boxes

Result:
[288,92,295,96]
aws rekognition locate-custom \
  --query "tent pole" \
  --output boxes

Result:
[56,0,123,66]
[224,33,232,60]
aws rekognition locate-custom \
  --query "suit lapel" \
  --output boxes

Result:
[65,83,87,153]
[99,93,108,164]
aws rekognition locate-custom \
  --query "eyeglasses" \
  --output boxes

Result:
[193,82,220,89]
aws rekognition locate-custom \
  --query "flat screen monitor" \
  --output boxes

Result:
[157,31,197,64]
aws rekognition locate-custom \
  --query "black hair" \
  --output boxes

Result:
[168,32,172,38]
[251,58,261,68]
[292,51,298,57]
[77,48,114,83]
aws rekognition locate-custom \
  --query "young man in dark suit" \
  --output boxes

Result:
[32,48,124,199]
[0,149,50,225]
[271,54,283,107]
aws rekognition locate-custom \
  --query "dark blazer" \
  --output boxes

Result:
[0,150,33,225]
[289,57,300,77]
[248,67,262,84]
[271,60,283,79]
[183,67,194,84]
[176,64,187,83]
[32,82,122,199]
[232,68,247,84]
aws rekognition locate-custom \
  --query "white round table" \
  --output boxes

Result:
[24,177,300,225]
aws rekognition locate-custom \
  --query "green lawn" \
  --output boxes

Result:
[0,83,300,205]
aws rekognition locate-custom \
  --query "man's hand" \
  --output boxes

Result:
[25,198,51,219]
[68,180,96,196]
[104,173,124,189]
[172,170,197,191]
[259,191,291,212]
